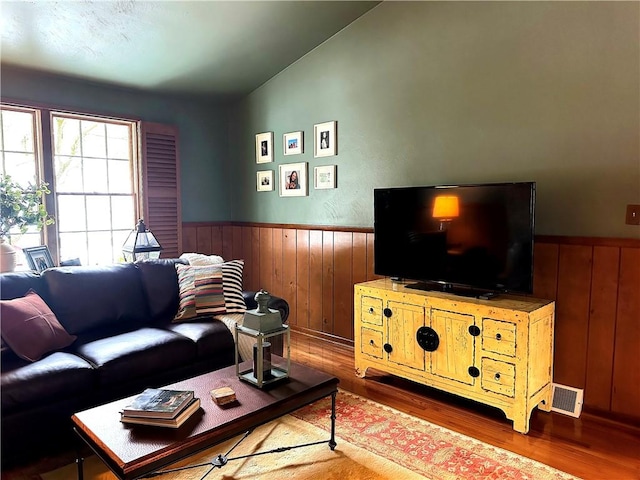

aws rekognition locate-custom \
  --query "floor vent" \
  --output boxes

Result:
[551,383,584,418]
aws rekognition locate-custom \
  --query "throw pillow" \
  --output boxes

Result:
[174,264,226,322]
[179,253,225,266]
[0,290,76,362]
[221,259,246,313]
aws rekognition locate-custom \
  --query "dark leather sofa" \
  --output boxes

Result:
[0,258,289,468]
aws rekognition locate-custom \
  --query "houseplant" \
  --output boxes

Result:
[0,174,54,272]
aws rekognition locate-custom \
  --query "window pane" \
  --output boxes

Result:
[1,110,34,153]
[111,196,135,230]
[81,121,106,158]
[55,156,84,193]
[86,196,111,231]
[83,158,108,193]
[87,231,113,265]
[106,124,130,160]
[57,195,87,232]
[59,232,88,266]
[108,159,133,193]
[52,117,81,156]
[3,152,37,186]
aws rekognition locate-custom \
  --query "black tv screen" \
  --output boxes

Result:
[374,182,535,295]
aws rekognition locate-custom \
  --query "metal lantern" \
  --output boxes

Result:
[122,219,162,262]
[236,290,290,388]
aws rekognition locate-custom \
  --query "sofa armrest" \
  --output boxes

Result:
[242,291,290,324]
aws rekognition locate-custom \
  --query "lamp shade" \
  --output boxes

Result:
[122,219,162,262]
[432,195,460,221]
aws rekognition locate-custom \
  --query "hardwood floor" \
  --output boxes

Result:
[290,331,640,480]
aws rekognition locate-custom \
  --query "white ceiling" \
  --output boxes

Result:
[1,1,379,98]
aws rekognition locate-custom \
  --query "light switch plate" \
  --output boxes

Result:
[626,204,640,225]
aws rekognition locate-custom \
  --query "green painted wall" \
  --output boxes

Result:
[229,2,640,238]
[1,66,231,222]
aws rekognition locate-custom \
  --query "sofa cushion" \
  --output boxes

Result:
[1,351,95,410]
[174,264,226,321]
[0,271,48,301]
[135,258,185,323]
[165,318,236,361]
[42,264,150,335]
[0,290,77,362]
[73,327,197,387]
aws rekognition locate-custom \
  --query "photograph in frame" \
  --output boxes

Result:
[255,132,274,163]
[314,121,337,158]
[283,131,304,156]
[23,245,55,273]
[314,165,337,190]
[256,170,274,192]
[279,162,308,197]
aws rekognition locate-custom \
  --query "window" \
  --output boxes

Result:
[0,106,43,250]
[52,114,137,265]
[1,102,181,267]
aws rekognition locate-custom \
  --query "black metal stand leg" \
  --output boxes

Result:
[76,454,84,480]
[329,390,337,450]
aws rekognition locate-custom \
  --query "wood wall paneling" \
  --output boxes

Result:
[585,246,619,411]
[182,223,639,422]
[296,230,310,330]
[322,231,334,335]
[533,242,559,300]
[334,232,354,340]
[282,229,297,327]
[554,245,593,388]
[309,231,324,332]
[611,247,640,417]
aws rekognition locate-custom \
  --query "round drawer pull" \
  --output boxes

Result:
[369,307,374,314]
[495,333,502,340]
[369,339,375,346]
[495,373,501,380]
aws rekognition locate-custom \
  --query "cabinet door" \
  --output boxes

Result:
[386,301,426,371]
[430,309,475,385]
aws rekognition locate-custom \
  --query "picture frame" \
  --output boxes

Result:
[283,131,304,156]
[314,165,337,190]
[23,245,55,273]
[255,132,274,164]
[314,121,337,158]
[279,162,308,197]
[256,170,274,192]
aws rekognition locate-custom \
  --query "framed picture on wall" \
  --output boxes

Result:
[255,132,274,163]
[256,170,274,192]
[314,121,337,158]
[279,162,308,197]
[283,131,304,156]
[23,245,55,273]
[314,165,337,189]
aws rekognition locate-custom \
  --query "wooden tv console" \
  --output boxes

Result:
[354,279,555,433]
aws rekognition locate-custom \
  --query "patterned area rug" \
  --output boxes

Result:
[16,390,579,480]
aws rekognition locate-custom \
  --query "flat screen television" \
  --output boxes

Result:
[374,182,535,296]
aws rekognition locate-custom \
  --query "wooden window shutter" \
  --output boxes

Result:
[140,122,182,259]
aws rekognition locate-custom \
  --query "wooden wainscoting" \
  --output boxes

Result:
[182,222,640,423]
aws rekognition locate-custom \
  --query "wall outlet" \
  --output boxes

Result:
[626,205,640,225]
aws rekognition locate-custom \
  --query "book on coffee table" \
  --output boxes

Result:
[121,398,201,428]
[122,388,194,419]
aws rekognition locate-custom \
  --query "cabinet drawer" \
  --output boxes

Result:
[361,296,383,326]
[482,319,516,357]
[481,358,515,397]
[361,328,384,359]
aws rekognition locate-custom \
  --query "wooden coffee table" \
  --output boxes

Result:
[72,360,339,480]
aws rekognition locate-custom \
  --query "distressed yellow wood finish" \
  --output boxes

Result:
[354,279,555,434]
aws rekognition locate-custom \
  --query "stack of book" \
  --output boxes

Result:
[120,388,200,428]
